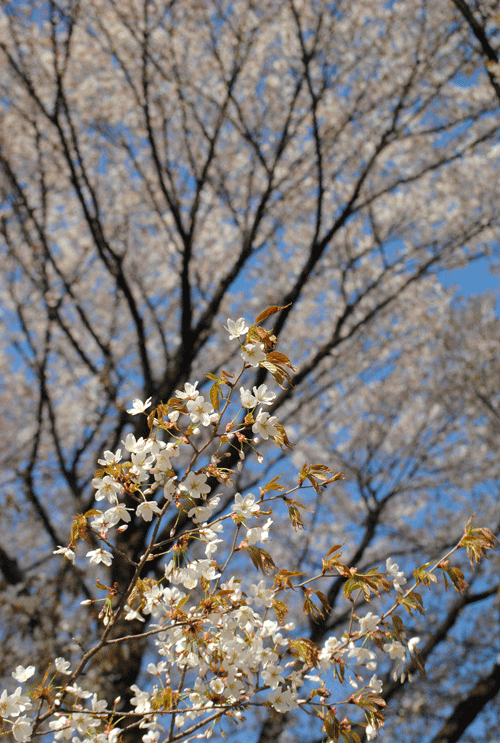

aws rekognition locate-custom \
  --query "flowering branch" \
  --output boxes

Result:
[0,308,496,743]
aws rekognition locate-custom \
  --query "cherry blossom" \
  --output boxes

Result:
[267,686,299,713]
[249,580,274,607]
[55,658,71,674]
[127,398,152,415]
[369,674,383,694]
[97,449,122,466]
[252,410,279,440]
[11,666,35,683]
[12,717,33,742]
[240,387,258,408]
[92,476,121,503]
[261,663,285,689]
[231,492,260,518]
[251,384,276,405]
[408,637,421,653]
[175,382,199,400]
[224,318,249,340]
[53,546,75,564]
[348,642,378,670]
[181,471,211,499]
[383,641,407,661]
[136,501,162,522]
[86,548,113,566]
[186,396,216,426]
[241,343,266,367]
[0,687,32,718]
[15,341,495,743]
[188,496,220,524]
[246,517,272,545]
[358,612,381,634]
[386,558,407,592]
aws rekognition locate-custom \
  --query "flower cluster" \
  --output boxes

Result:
[0,309,494,743]
[0,683,33,742]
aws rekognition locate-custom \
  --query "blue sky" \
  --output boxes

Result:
[441,255,499,308]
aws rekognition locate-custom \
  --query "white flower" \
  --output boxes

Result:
[203,533,223,556]
[249,580,274,608]
[224,317,249,340]
[90,511,117,538]
[252,410,279,440]
[0,687,32,717]
[347,642,377,668]
[91,695,107,715]
[124,605,145,622]
[186,396,215,426]
[151,443,176,474]
[188,497,220,524]
[261,663,285,689]
[127,397,152,415]
[131,449,155,472]
[163,477,177,502]
[12,717,33,742]
[64,683,92,698]
[175,381,199,400]
[358,611,381,635]
[220,576,243,602]
[136,500,162,521]
[383,640,406,660]
[225,671,244,699]
[92,475,121,504]
[369,674,383,694]
[123,434,153,454]
[252,384,275,405]
[240,387,258,408]
[49,716,75,740]
[86,548,113,566]
[12,666,35,683]
[246,517,272,545]
[173,558,220,589]
[130,685,152,714]
[267,686,298,713]
[241,342,266,366]
[386,558,407,592]
[53,546,75,563]
[181,471,211,498]
[147,662,168,676]
[322,636,341,657]
[408,636,421,653]
[142,731,161,743]
[97,449,122,465]
[198,521,223,546]
[106,503,133,523]
[209,677,225,695]
[55,658,71,674]
[365,722,378,740]
[231,492,260,518]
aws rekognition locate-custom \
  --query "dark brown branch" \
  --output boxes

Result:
[429,662,500,743]
[450,0,500,102]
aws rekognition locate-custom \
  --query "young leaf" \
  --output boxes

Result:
[254,304,291,323]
